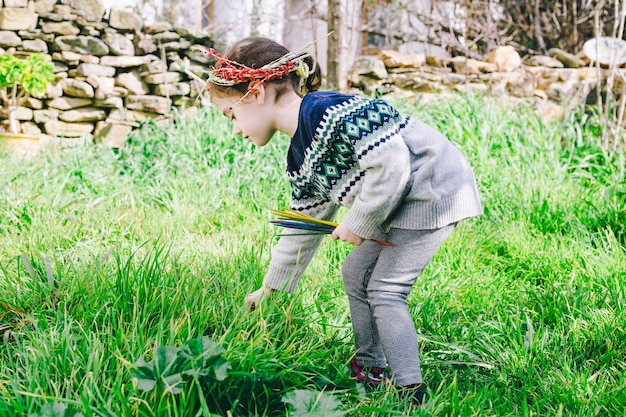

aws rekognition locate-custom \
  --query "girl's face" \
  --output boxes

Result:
[212,92,277,147]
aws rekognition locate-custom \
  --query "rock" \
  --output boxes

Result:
[116,72,149,95]
[94,121,133,147]
[450,57,488,75]
[61,79,95,98]
[41,21,80,36]
[44,120,94,137]
[144,72,182,84]
[0,30,21,47]
[103,32,135,56]
[33,109,60,123]
[524,55,564,68]
[34,0,58,15]
[109,8,143,32]
[144,21,172,35]
[154,83,191,96]
[59,107,107,122]
[487,45,522,72]
[22,39,48,53]
[100,55,153,68]
[351,56,388,80]
[47,97,93,110]
[126,95,172,114]
[548,48,586,68]
[506,71,536,97]
[67,0,105,22]
[378,49,425,69]
[0,8,38,31]
[73,63,116,77]
[54,35,110,56]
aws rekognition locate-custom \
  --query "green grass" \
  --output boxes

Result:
[1,95,625,417]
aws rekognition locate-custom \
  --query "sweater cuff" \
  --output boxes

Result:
[341,207,381,240]
[263,264,301,294]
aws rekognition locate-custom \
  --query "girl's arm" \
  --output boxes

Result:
[257,203,339,295]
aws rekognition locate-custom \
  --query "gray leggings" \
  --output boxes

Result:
[342,225,455,387]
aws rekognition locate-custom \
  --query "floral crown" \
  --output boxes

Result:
[205,48,313,96]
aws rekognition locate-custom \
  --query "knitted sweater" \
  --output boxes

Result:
[264,91,483,293]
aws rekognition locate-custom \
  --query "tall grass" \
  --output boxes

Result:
[1,96,624,417]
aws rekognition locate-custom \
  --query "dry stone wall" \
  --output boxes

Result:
[0,0,211,147]
[350,45,624,122]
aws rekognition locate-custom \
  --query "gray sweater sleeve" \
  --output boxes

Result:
[262,203,340,294]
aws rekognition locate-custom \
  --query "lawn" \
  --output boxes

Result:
[1,94,625,416]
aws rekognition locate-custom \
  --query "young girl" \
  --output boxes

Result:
[207,37,483,405]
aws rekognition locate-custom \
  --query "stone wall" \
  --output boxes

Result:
[350,45,624,122]
[0,0,212,147]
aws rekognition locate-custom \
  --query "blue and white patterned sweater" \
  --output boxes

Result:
[265,92,483,293]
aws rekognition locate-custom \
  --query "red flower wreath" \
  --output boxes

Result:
[206,48,296,91]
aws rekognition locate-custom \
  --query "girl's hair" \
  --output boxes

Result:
[209,37,322,100]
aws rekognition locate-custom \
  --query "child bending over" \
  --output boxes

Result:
[207,36,483,405]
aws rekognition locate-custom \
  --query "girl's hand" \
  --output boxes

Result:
[244,286,274,311]
[332,223,364,246]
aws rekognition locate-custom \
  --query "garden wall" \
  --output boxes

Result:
[350,45,623,123]
[0,0,212,147]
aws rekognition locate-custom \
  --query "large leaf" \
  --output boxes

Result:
[180,336,231,381]
[282,390,346,417]
[29,403,84,417]
[132,337,231,394]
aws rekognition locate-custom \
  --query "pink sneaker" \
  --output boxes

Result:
[349,357,390,390]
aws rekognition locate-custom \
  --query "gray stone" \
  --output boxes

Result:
[0,8,38,31]
[41,21,80,36]
[59,107,107,122]
[116,72,149,95]
[154,83,191,97]
[94,121,133,147]
[548,48,586,69]
[34,0,58,14]
[44,119,94,137]
[23,39,49,53]
[126,95,172,114]
[144,21,172,34]
[68,0,105,22]
[61,79,95,98]
[524,55,564,68]
[152,31,180,43]
[103,32,135,56]
[0,30,21,47]
[100,55,152,68]
[47,97,92,110]
[94,96,123,108]
[33,109,59,123]
[5,0,29,7]
[54,35,109,56]
[144,72,182,84]
[74,63,116,77]
[352,56,388,80]
[109,8,142,32]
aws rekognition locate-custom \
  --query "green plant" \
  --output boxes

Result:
[0,53,55,135]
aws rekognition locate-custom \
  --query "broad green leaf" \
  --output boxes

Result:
[131,356,157,392]
[29,402,84,417]
[282,390,346,417]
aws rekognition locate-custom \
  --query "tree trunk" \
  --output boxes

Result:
[327,0,343,91]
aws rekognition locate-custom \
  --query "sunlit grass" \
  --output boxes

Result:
[1,96,625,416]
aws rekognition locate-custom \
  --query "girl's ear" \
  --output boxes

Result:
[253,83,266,105]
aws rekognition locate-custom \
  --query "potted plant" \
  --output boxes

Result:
[0,53,55,141]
